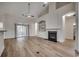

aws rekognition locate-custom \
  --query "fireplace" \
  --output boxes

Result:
[48,31,57,42]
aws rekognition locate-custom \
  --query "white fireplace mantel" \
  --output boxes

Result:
[46,27,61,31]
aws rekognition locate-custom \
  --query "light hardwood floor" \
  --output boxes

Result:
[3,37,75,57]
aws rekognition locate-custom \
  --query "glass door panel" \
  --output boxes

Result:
[15,24,29,38]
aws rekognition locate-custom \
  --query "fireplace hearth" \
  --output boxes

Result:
[48,31,57,42]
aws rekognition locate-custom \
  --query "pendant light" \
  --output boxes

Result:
[22,3,34,18]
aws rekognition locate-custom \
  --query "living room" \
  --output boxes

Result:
[0,2,79,57]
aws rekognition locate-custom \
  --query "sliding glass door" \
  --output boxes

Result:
[15,24,29,38]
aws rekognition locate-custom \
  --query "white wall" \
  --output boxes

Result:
[76,2,79,52]
[0,4,29,39]
[36,2,75,42]
[4,14,28,38]
[36,14,48,39]
[65,16,75,40]
[0,2,75,42]
[49,3,75,42]
[29,23,36,36]
[0,3,75,40]
[0,3,31,55]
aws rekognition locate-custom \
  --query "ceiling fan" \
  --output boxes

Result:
[22,3,34,18]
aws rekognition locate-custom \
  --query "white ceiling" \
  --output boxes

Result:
[0,2,48,20]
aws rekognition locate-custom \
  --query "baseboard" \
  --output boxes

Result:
[4,36,32,40]
[57,41,63,44]
[4,36,48,40]
[66,38,74,40]
[36,37,48,40]
[4,36,30,40]
[29,36,36,37]
[4,38,15,40]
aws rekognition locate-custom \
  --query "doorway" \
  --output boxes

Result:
[15,24,29,38]
[62,12,76,51]
[65,15,76,49]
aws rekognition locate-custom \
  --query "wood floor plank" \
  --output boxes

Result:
[3,37,75,57]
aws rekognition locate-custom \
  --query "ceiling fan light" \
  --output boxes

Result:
[22,3,34,18]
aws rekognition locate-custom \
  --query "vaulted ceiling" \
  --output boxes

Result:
[0,2,48,20]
